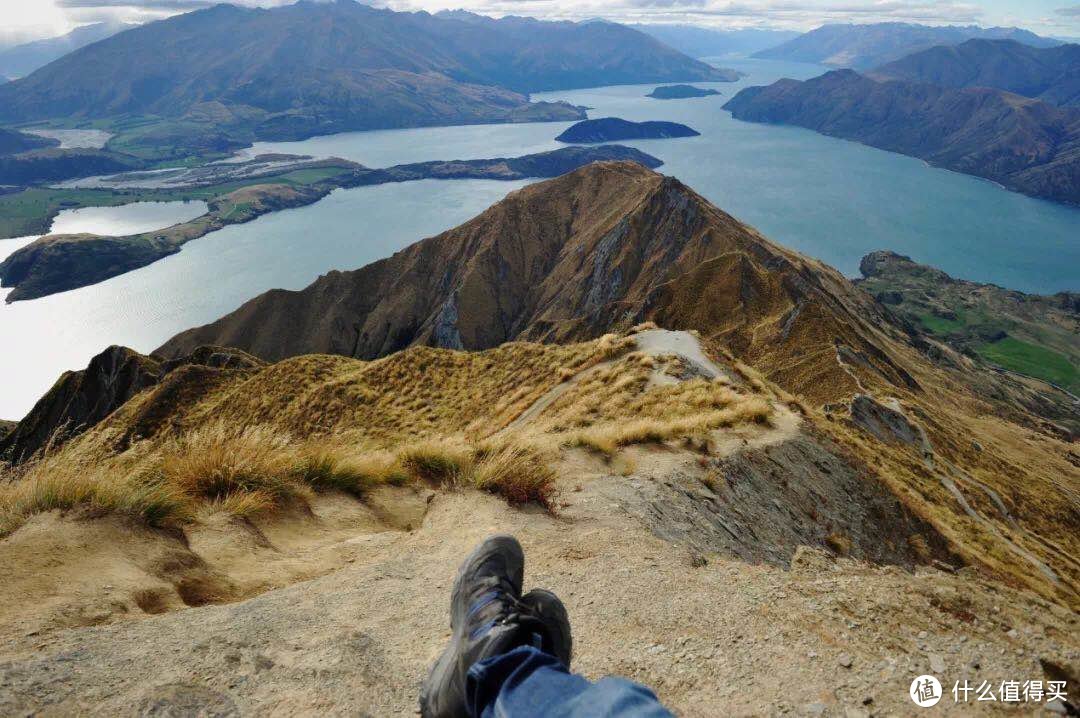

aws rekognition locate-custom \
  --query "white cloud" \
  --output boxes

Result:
[7,0,1074,45]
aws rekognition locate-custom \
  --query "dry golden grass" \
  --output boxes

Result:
[0,332,765,536]
[568,400,771,456]
[399,439,473,484]
[0,442,191,536]
[470,441,557,512]
[0,424,418,536]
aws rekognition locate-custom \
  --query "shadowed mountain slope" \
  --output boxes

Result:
[724,70,1080,205]
[754,22,1060,69]
[873,39,1080,107]
[0,2,731,143]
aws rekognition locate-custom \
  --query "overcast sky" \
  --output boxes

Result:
[2,0,1078,45]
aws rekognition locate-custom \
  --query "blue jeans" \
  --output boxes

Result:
[466,645,674,718]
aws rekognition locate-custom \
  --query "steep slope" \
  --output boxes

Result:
[0,345,261,464]
[724,70,1080,205]
[158,161,914,404]
[754,22,1060,69]
[0,22,135,79]
[874,39,1080,107]
[0,3,729,145]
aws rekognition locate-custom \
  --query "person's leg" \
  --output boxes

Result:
[420,534,674,718]
[467,644,674,718]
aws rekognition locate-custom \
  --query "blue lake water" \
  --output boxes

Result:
[0,57,1077,419]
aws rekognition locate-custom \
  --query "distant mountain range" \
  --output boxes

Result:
[630,24,798,58]
[0,22,134,80]
[0,2,732,155]
[873,39,1080,107]
[754,22,1060,69]
[724,70,1080,205]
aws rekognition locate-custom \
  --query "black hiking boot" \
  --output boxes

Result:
[419,535,528,718]
[520,588,573,668]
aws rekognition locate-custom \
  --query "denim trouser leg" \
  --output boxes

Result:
[466,645,674,718]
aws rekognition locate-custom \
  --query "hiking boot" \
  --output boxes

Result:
[520,588,573,668]
[419,535,527,718]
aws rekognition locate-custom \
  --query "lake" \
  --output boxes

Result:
[0,57,1077,419]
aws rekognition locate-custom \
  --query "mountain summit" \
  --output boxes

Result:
[159,161,913,403]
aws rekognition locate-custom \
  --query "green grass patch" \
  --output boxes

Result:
[917,312,965,334]
[977,337,1079,393]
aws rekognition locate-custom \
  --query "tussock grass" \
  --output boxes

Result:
[0,443,192,536]
[0,424,419,536]
[567,398,772,456]
[159,425,311,508]
[470,442,557,512]
[399,440,473,484]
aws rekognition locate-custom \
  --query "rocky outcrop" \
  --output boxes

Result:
[158,161,918,404]
[0,345,261,464]
[556,118,700,143]
[849,394,927,447]
[724,70,1080,206]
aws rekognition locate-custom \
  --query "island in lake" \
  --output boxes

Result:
[647,85,721,99]
[555,118,700,143]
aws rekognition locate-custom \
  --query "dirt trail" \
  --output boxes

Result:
[2,474,1075,717]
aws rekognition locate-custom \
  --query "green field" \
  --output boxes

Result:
[977,337,1079,393]
[916,312,965,334]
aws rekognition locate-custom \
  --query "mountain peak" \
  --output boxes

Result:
[159,160,914,403]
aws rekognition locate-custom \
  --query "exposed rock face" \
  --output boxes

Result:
[0,347,160,464]
[849,394,926,446]
[158,161,917,403]
[0,345,261,464]
[556,118,700,143]
[724,70,1080,205]
[604,432,953,568]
